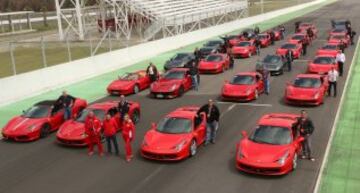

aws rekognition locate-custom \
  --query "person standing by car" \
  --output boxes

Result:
[194,47,202,64]
[227,48,234,69]
[279,25,286,40]
[122,114,135,162]
[285,49,293,72]
[296,110,315,161]
[197,99,220,145]
[254,26,260,35]
[84,111,103,156]
[262,67,270,95]
[335,50,346,76]
[254,38,261,56]
[327,67,339,97]
[301,39,308,56]
[103,114,119,155]
[54,90,76,120]
[118,95,130,124]
[146,62,158,82]
[269,31,275,45]
[189,61,199,91]
[339,40,346,53]
[307,28,314,43]
[295,21,301,33]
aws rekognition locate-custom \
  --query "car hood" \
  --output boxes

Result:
[199,61,222,68]
[144,130,191,150]
[287,85,319,97]
[258,61,282,70]
[152,79,182,90]
[57,120,85,139]
[232,46,250,52]
[3,116,45,134]
[165,60,186,68]
[308,63,335,73]
[223,83,255,94]
[240,139,290,163]
[107,80,134,89]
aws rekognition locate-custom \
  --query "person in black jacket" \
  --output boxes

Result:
[296,110,315,161]
[189,61,199,91]
[254,38,261,56]
[146,62,158,82]
[118,95,130,123]
[194,47,201,64]
[197,99,220,145]
[285,49,293,71]
[54,91,76,120]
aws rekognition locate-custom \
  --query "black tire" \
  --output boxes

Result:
[132,109,140,124]
[178,86,185,96]
[40,124,51,138]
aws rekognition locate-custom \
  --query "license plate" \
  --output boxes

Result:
[112,91,120,95]
[157,94,164,98]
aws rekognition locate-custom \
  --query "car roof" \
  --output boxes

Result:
[258,113,299,128]
[35,100,56,106]
[167,106,200,120]
[296,74,321,79]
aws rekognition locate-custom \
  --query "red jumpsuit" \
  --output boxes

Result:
[122,120,135,160]
[84,116,103,155]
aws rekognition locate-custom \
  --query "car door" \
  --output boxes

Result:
[193,115,206,144]
[183,72,192,90]
[256,73,264,92]
[49,108,64,130]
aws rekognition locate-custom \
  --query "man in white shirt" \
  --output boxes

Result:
[335,50,346,76]
[328,67,339,97]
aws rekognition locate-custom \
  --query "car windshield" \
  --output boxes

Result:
[322,44,337,50]
[22,105,50,118]
[231,75,255,85]
[281,44,296,49]
[292,35,304,40]
[120,73,138,80]
[205,55,222,62]
[237,42,251,47]
[156,117,192,134]
[332,29,346,33]
[313,57,334,64]
[76,109,106,123]
[200,47,214,53]
[205,41,221,46]
[173,54,188,60]
[331,35,345,39]
[163,71,185,79]
[249,125,292,145]
[293,78,321,88]
[258,34,268,39]
[263,55,280,63]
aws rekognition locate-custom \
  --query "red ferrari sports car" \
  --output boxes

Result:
[236,113,304,175]
[198,54,230,74]
[221,72,264,101]
[228,35,246,47]
[328,28,348,37]
[276,43,302,59]
[2,99,87,142]
[150,68,192,99]
[107,70,151,95]
[328,34,350,47]
[231,40,256,58]
[257,33,271,47]
[285,74,328,105]
[307,55,338,74]
[141,106,207,161]
[316,43,341,57]
[56,101,140,146]
[288,33,310,45]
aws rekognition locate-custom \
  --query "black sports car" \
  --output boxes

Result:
[256,54,286,75]
[199,46,220,58]
[164,53,195,71]
[203,40,225,52]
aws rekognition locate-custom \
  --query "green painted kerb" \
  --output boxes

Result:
[318,41,360,193]
[0,0,336,128]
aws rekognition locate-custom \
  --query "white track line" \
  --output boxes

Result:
[312,38,360,193]
[216,101,273,107]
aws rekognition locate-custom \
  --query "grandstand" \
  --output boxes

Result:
[55,0,248,41]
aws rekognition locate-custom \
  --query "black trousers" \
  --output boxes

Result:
[149,74,157,82]
[338,61,344,76]
[106,135,119,154]
[328,81,337,97]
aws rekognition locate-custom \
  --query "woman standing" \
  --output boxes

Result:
[122,114,135,162]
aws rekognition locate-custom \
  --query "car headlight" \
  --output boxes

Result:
[27,124,37,132]
[277,151,289,166]
[246,89,252,95]
[173,140,187,152]
[170,85,177,92]
[238,148,244,159]
[314,92,320,99]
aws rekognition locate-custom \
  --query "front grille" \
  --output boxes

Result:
[238,163,280,174]
[142,151,178,160]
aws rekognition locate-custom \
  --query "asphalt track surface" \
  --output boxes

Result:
[0,0,359,193]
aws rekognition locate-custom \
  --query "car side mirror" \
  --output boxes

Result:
[241,130,248,138]
[151,122,157,130]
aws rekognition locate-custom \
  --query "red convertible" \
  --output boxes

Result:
[288,33,310,45]
[316,43,341,57]
[231,40,256,58]
[307,55,338,74]
[221,72,264,101]
[198,54,230,74]
[285,74,328,106]
[276,43,303,59]
[2,99,87,142]
[141,106,207,161]
[328,34,350,47]
[107,70,151,95]
[56,101,140,146]
[150,68,192,99]
[236,113,304,175]
[258,33,271,47]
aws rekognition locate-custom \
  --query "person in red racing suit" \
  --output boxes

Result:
[84,111,104,156]
[122,114,135,162]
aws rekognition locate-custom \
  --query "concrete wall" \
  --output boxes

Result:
[0,0,327,107]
